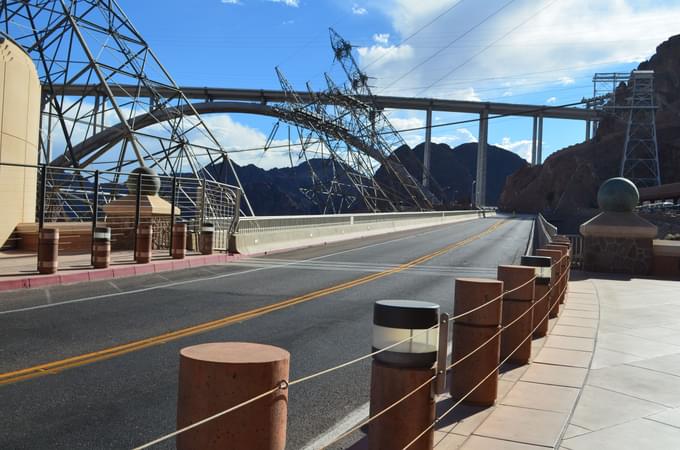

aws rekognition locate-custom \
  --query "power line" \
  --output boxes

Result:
[418,0,559,95]
[362,0,467,71]
[378,0,518,93]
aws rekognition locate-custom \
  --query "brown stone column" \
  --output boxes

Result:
[521,255,555,338]
[135,223,153,264]
[200,223,215,255]
[369,363,435,450]
[536,249,562,318]
[546,244,568,304]
[177,342,289,450]
[172,223,187,259]
[451,278,503,406]
[498,265,535,365]
[92,226,111,269]
[37,227,59,274]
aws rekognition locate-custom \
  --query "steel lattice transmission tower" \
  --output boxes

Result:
[0,0,253,214]
[329,28,439,211]
[620,70,661,188]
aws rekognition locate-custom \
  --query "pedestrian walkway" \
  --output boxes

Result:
[434,273,680,449]
[0,249,240,291]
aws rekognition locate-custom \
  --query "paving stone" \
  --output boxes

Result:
[590,347,642,370]
[597,332,680,358]
[500,381,580,413]
[570,385,667,431]
[462,435,548,449]
[533,347,592,368]
[551,325,597,338]
[561,309,599,319]
[627,353,680,377]
[434,431,466,449]
[435,402,491,436]
[474,404,568,447]
[561,417,680,450]
[647,406,680,428]
[555,316,598,328]
[562,424,591,439]
[588,364,680,407]
[521,363,588,388]
[545,335,595,352]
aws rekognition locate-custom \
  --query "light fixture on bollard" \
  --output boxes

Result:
[521,255,552,282]
[372,300,439,368]
[370,300,439,450]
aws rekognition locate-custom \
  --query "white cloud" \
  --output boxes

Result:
[352,4,368,15]
[221,0,241,4]
[269,0,299,7]
[360,1,680,99]
[558,76,575,85]
[494,136,532,162]
[357,44,414,70]
[546,96,557,104]
[455,127,477,143]
[373,33,390,45]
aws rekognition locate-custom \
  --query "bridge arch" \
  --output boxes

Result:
[50,101,380,167]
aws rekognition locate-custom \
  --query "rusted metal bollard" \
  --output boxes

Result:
[37,227,59,274]
[92,226,111,269]
[498,265,536,365]
[200,223,215,255]
[451,278,503,406]
[536,249,562,318]
[369,300,438,450]
[177,342,289,450]
[172,223,187,260]
[135,223,153,264]
[521,256,553,338]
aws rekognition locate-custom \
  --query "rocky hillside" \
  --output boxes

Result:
[499,34,680,213]
[210,142,527,215]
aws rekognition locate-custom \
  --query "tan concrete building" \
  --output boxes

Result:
[0,36,41,247]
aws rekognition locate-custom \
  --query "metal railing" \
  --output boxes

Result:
[1,162,241,253]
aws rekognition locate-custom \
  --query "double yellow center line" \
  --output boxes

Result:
[0,219,507,386]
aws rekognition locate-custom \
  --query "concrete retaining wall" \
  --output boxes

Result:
[230,210,495,255]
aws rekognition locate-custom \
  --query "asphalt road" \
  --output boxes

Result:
[0,215,532,450]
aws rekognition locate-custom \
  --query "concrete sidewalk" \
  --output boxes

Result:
[0,249,241,291]
[434,273,680,449]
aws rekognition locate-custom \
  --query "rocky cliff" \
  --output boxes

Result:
[499,34,680,213]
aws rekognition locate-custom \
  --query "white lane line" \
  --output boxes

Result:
[300,402,370,450]
[299,343,454,449]
[0,219,495,315]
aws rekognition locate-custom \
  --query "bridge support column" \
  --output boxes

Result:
[422,107,432,189]
[476,109,488,207]
[536,114,544,164]
[531,116,538,165]
[585,119,591,142]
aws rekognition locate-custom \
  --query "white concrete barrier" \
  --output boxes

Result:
[229,210,496,255]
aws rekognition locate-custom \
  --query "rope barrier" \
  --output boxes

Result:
[401,268,571,449]
[134,250,571,449]
[319,375,437,449]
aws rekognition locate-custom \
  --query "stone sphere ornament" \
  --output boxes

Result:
[597,177,639,212]
[126,166,161,195]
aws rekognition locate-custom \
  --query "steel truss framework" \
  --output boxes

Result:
[267,29,441,213]
[0,0,254,214]
[620,71,661,187]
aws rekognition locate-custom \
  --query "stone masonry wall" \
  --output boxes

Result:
[583,237,653,275]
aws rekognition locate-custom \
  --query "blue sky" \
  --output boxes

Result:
[121,0,680,168]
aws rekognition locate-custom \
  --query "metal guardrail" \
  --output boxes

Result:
[534,213,582,269]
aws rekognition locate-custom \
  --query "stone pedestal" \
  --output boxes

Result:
[103,195,180,250]
[580,212,657,275]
